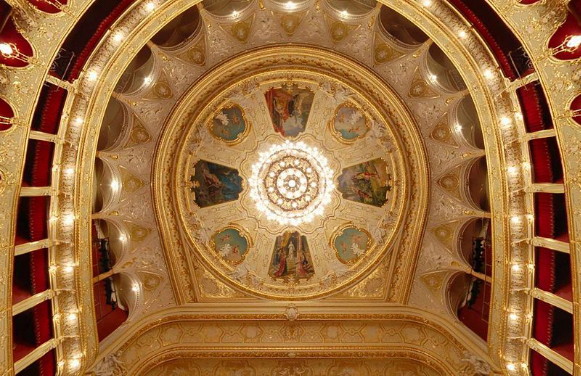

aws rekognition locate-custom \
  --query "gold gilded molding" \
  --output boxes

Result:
[87,305,499,376]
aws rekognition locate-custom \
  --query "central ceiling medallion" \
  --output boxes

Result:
[250,141,335,226]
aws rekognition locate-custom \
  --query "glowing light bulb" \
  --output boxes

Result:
[112,31,125,43]
[422,0,433,6]
[0,42,14,55]
[67,312,78,322]
[87,70,99,81]
[507,166,519,176]
[483,68,494,80]
[63,264,75,274]
[110,179,120,191]
[131,284,140,292]
[506,363,516,371]
[145,1,156,12]
[284,1,297,10]
[566,35,581,49]
[62,213,75,226]
[500,116,511,127]
[510,215,521,224]
[509,313,519,321]
[69,359,81,370]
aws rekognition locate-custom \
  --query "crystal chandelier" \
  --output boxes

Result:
[249,141,335,226]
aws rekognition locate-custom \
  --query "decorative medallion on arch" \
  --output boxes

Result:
[154,46,428,302]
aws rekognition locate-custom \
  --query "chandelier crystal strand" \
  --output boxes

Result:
[250,141,334,226]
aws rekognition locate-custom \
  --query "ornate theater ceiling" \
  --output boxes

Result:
[84,1,495,372]
[2,0,579,374]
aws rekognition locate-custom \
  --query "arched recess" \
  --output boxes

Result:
[0,18,34,67]
[92,219,127,272]
[425,44,467,93]
[453,96,484,149]
[113,45,154,95]
[0,97,14,131]
[548,12,581,60]
[94,272,136,341]
[326,0,377,16]
[27,0,68,14]
[202,0,253,17]
[458,218,492,276]
[92,158,122,213]
[467,157,490,212]
[267,0,313,12]
[97,97,128,151]
[448,272,490,341]
[378,6,428,47]
[150,5,202,48]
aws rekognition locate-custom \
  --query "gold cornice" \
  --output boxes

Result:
[88,304,498,375]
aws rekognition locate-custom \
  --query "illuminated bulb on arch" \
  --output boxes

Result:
[511,264,522,272]
[144,1,156,12]
[508,312,519,321]
[421,0,433,6]
[69,358,81,370]
[500,116,512,128]
[73,117,84,126]
[566,35,581,49]
[87,70,99,81]
[506,363,516,372]
[110,179,120,191]
[63,167,75,176]
[112,31,125,43]
[131,284,140,292]
[510,215,521,224]
[0,42,14,55]
[507,166,519,176]
[283,1,298,10]
[458,30,467,39]
[340,10,349,18]
[67,312,78,322]
[62,213,75,226]
[483,68,494,80]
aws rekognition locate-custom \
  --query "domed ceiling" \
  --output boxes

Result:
[157,46,424,299]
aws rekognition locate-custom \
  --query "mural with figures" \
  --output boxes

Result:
[211,228,250,265]
[337,159,393,207]
[190,160,243,208]
[333,226,372,264]
[269,232,315,281]
[210,105,248,143]
[265,86,314,137]
[331,104,369,141]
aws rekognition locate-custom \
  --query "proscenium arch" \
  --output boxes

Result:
[54,0,528,372]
